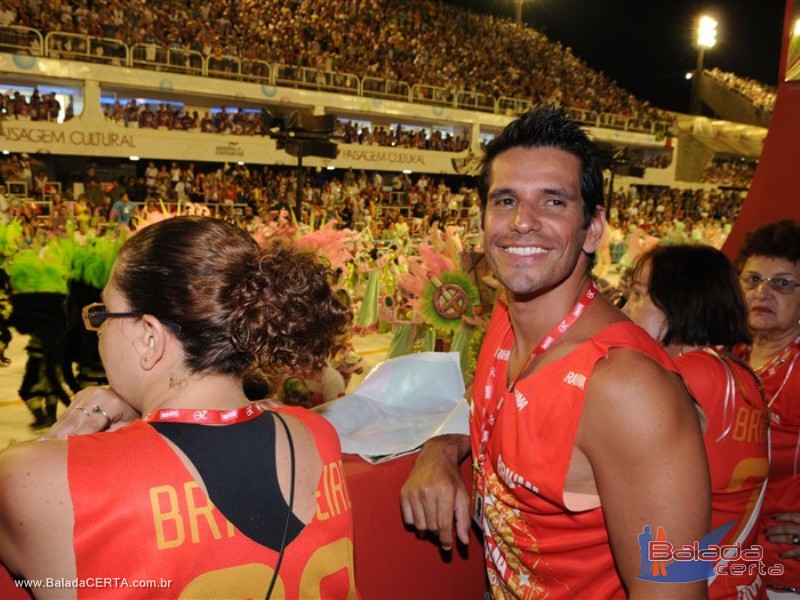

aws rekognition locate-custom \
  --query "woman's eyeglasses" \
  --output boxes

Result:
[739,274,800,295]
[82,302,182,332]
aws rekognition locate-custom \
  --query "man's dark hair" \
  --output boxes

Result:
[634,244,751,348]
[478,106,605,228]
[734,219,800,271]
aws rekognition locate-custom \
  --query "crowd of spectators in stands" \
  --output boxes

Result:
[1,0,776,137]
[103,100,266,135]
[0,154,484,242]
[611,184,744,236]
[0,152,749,257]
[2,89,470,152]
[3,0,677,125]
[102,101,471,151]
[0,0,777,137]
[707,67,777,113]
[699,156,758,188]
[338,121,469,152]
[0,88,65,121]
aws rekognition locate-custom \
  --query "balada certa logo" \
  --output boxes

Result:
[638,521,784,583]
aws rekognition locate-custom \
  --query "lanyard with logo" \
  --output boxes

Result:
[473,281,598,525]
[144,403,266,424]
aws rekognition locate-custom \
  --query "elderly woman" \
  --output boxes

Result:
[623,243,768,599]
[734,220,800,597]
[0,216,356,599]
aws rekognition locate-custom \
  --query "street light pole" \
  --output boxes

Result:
[690,46,705,115]
[690,15,717,115]
[514,0,523,25]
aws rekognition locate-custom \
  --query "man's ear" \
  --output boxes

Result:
[134,315,167,371]
[582,206,605,254]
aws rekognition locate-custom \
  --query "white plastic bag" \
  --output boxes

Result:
[316,352,469,461]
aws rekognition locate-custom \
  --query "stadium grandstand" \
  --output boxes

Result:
[0,0,773,243]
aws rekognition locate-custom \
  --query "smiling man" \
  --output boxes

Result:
[400,107,711,599]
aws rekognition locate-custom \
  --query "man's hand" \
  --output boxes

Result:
[40,387,140,439]
[400,433,472,551]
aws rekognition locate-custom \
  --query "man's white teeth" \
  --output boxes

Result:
[505,246,547,256]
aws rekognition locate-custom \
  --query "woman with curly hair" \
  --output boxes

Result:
[0,216,356,599]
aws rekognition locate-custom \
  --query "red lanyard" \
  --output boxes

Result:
[477,281,599,464]
[144,403,266,425]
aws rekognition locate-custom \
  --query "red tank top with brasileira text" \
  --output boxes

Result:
[676,350,768,599]
[471,300,677,599]
[68,406,356,599]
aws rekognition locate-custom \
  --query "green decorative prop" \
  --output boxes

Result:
[9,249,69,294]
[421,271,479,334]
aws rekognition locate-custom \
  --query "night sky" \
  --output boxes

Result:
[442,0,787,113]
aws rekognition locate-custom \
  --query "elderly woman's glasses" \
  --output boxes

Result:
[740,274,800,295]
[82,302,182,332]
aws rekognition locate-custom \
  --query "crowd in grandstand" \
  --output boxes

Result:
[707,67,777,112]
[611,185,744,238]
[98,99,471,151]
[0,88,63,121]
[1,87,471,152]
[0,0,768,257]
[3,0,676,124]
[699,156,758,188]
[0,150,746,255]
[0,0,777,133]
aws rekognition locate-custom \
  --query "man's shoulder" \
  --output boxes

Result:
[588,319,667,357]
[588,336,684,413]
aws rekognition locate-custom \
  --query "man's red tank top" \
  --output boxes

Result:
[676,350,769,599]
[68,406,356,599]
[471,300,677,599]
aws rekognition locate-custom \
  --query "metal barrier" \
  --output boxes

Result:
[567,106,672,136]
[411,83,456,107]
[240,59,271,84]
[497,96,533,116]
[207,53,242,80]
[166,47,204,76]
[0,26,42,55]
[45,32,91,61]
[88,37,128,65]
[361,77,411,102]
[456,90,495,113]
[273,64,358,95]
[565,107,598,127]
[131,43,203,76]
[0,25,677,139]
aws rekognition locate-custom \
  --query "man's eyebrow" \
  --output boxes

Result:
[488,186,577,200]
[487,187,515,198]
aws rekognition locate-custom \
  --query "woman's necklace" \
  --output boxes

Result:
[750,339,800,408]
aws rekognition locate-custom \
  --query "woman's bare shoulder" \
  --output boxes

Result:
[0,440,74,580]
